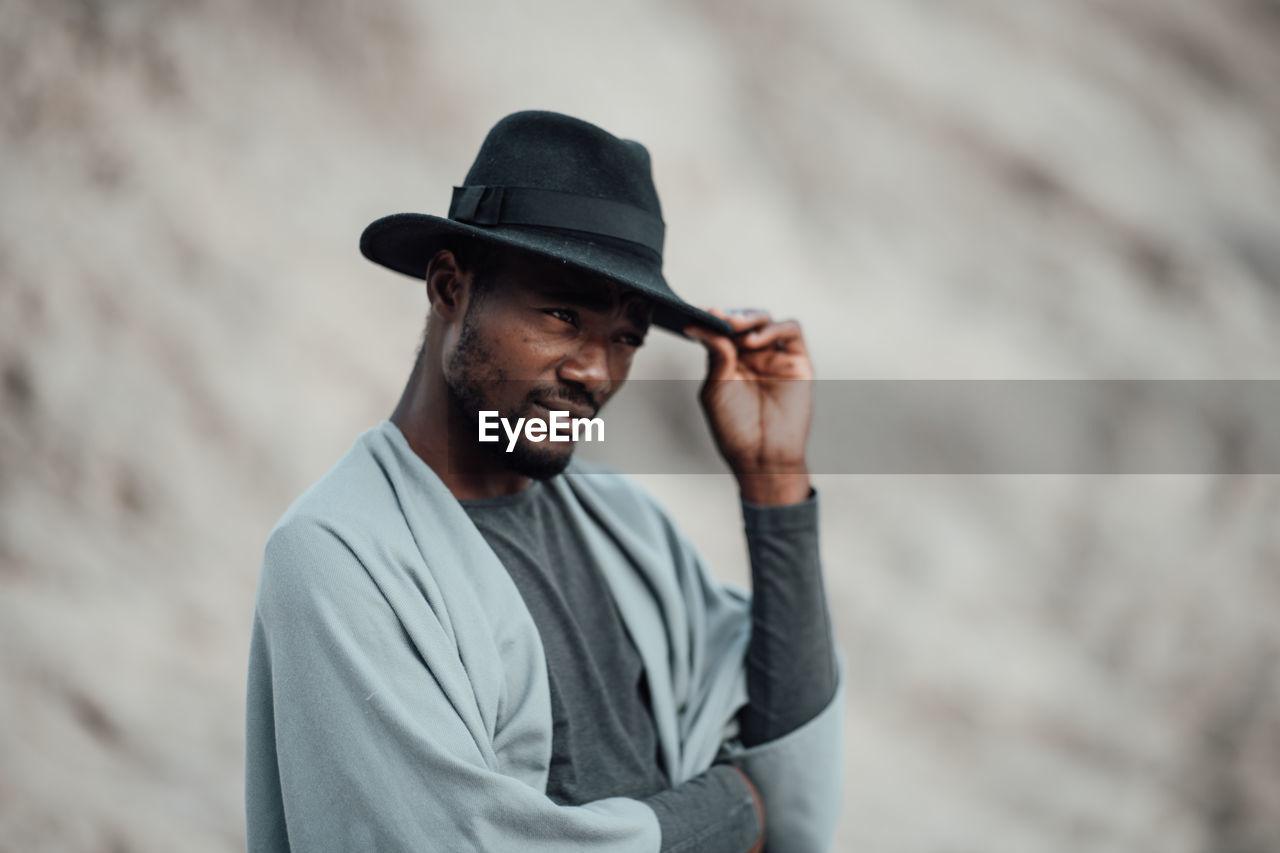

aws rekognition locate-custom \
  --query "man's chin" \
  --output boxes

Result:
[505,443,575,481]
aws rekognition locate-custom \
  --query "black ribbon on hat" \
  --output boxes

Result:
[449,185,665,255]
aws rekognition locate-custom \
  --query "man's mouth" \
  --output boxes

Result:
[533,398,598,422]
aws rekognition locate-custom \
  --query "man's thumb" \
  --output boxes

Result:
[684,324,736,380]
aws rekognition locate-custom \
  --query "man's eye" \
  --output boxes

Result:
[618,333,646,348]
[544,308,577,326]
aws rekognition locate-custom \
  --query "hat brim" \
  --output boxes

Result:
[360,213,734,338]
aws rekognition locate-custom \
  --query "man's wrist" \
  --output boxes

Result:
[736,471,811,506]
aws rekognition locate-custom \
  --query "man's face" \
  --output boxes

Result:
[442,250,653,479]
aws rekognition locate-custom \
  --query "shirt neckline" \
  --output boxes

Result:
[458,478,546,510]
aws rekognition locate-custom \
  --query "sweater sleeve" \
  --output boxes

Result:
[737,490,838,745]
[666,497,846,853]
[551,465,846,853]
[245,516,662,852]
[643,764,761,853]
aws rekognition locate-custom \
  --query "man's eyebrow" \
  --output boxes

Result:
[537,285,651,329]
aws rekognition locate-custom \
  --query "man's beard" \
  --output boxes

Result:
[444,318,583,481]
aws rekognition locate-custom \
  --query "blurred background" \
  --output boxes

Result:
[3,0,1279,850]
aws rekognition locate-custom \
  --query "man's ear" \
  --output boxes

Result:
[425,250,470,324]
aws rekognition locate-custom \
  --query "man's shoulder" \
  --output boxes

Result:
[262,425,409,576]
[279,427,396,522]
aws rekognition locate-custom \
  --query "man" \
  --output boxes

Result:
[245,111,842,852]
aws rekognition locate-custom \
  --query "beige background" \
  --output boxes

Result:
[2,0,1279,850]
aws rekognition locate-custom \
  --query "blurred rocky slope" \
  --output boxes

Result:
[2,0,1279,850]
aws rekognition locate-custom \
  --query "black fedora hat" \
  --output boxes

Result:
[360,111,733,337]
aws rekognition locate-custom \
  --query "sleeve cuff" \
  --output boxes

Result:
[741,488,819,536]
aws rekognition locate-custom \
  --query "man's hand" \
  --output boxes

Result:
[684,308,813,506]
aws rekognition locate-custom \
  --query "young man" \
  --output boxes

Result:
[245,111,842,852]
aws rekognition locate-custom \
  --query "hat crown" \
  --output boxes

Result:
[359,110,736,337]
[462,111,662,219]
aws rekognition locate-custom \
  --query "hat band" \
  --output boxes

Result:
[448,185,665,255]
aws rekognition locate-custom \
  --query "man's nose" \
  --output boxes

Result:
[557,338,613,398]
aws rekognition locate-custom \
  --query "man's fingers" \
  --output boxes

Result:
[736,319,806,354]
[684,323,738,381]
[684,323,716,345]
[708,307,772,335]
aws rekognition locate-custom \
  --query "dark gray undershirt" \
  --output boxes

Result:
[461,480,833,853]
[738,492,838,746]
